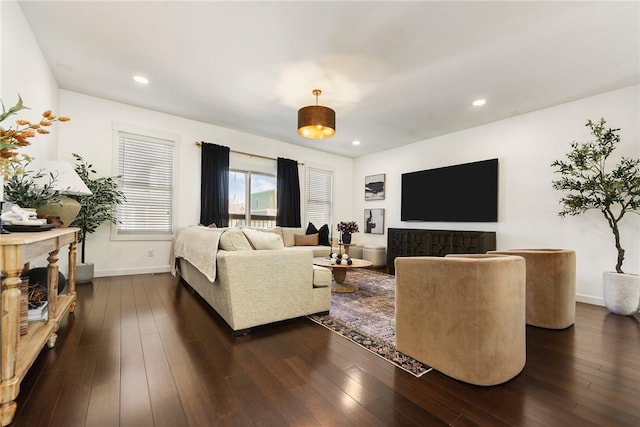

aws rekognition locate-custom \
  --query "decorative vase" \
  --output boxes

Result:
[37,195,81,227]
[602,271,640,315]
[342,232,352,244]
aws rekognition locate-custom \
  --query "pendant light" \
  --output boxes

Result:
[297,89,336,139]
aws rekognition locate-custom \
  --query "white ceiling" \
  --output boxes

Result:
[18,1,640,158]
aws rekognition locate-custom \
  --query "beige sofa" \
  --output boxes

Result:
[270,226,332,257]
[174,226,332,334]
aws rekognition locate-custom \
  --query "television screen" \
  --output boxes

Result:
[401,158,498,222]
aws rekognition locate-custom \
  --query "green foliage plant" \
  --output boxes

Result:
[2,158,61,208]
[69,153,125,264]
[551,118,640,274]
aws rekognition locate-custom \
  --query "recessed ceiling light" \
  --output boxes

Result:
[352,140,361,146]
[133,75,149,84]
[472,99,486,107]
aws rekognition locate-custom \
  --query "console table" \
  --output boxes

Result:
[387,228,496,274]
[0,227,79,426]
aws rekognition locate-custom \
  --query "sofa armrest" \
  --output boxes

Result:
[213,249,315,330]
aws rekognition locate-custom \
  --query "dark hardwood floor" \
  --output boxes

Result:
[11,273,640,426]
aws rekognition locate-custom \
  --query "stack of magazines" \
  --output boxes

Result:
[28,301,48,322]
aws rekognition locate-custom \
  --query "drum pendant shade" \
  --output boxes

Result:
[297,89,336,139]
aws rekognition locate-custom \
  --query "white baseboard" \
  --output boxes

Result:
[95,265,171,278]
[576,293,604,306]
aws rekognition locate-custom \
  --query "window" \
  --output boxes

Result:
[306,167,333,229]
[229,170,276,228]
[114,129,175,240]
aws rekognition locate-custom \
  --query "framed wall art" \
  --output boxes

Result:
[365,173,385,200]
[364,208,385,234]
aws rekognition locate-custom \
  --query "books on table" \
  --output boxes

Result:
[28,301,48,322]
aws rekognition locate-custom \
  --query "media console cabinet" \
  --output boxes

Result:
[387,228,496,274]
[0,227,79,426]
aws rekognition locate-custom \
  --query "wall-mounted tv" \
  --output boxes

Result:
[401,158,498,222]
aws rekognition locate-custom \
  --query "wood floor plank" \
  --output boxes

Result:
[286,354,390,427]
[184,339,250,422]
[9,274,640,427]
[119,277,154,426]
[85,381,120,427]
[48,345,99,426]
[140,333,189,427]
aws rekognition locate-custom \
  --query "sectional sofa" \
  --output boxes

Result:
[174,226,332,334]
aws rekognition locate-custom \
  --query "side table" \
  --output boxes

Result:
[338,243,359,255]
[0,227,79,425]
[312,257,372,293]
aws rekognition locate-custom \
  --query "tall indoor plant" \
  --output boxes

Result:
[70,153,125,283]
[551,118,640,315]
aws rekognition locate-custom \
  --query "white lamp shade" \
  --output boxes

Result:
[32,160,92,196]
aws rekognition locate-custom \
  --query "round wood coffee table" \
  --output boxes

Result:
[313,257,373,293]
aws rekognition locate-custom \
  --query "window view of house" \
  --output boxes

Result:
[229,170,276,227]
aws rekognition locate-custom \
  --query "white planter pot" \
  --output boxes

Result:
[602,271,640,316]
[76,262,94,284]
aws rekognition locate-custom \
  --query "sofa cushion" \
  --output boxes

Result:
[306,222,330,246]
[317,224,330,246]
[219,228,253,251]
[280,227,305,247]
[295,233,319,246]
[306,222,318,235]
[242,228,284,250]
[313,265,332,288]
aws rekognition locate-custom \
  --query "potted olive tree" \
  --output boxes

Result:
[70,153,125,283]
[551,118,640,315]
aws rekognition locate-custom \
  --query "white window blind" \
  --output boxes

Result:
[306,167,333,228]
[116,132,174,236]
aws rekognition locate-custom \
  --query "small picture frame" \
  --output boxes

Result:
[364,208,385,234]
[365,173,385,200]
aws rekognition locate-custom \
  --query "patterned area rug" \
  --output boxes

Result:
[308,268,432,377]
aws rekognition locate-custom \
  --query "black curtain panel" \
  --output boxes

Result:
[276,157,301,227]
[200,142,230,227]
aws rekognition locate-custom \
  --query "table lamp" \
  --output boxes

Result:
[34,160,92,227]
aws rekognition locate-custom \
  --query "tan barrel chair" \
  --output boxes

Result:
[488,249,576,329]
[395,254,526,386]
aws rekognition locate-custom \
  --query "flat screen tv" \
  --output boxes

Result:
[401,158,498,222]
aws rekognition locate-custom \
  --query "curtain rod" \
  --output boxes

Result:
[194,141,304,165]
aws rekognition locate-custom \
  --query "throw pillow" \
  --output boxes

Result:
[241,228,284,250]
[318,224,330,246]
[294,233,319,246]
[197,222,217,228]
[219,228,254,251]
[306,222,319,235]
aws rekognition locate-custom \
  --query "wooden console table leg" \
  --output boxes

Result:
[1,268,21,426]
[47,333,58,349]
[0,401,17,427]
[68,239,77,313]
[46,249,59,321]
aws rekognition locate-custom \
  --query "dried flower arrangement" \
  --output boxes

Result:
[337,221,359,234]
[1,96,70,177]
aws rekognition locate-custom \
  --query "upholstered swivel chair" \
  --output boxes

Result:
[395,254,526,386]
[488,249,576,329]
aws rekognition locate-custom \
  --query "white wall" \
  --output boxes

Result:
[1,0,60,161]
[1,0,66,271]
[354,85,640,305]
[4,1,639,305]
[57,90,354,277]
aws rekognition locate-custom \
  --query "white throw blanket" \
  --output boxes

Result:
[172,226,224,281]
